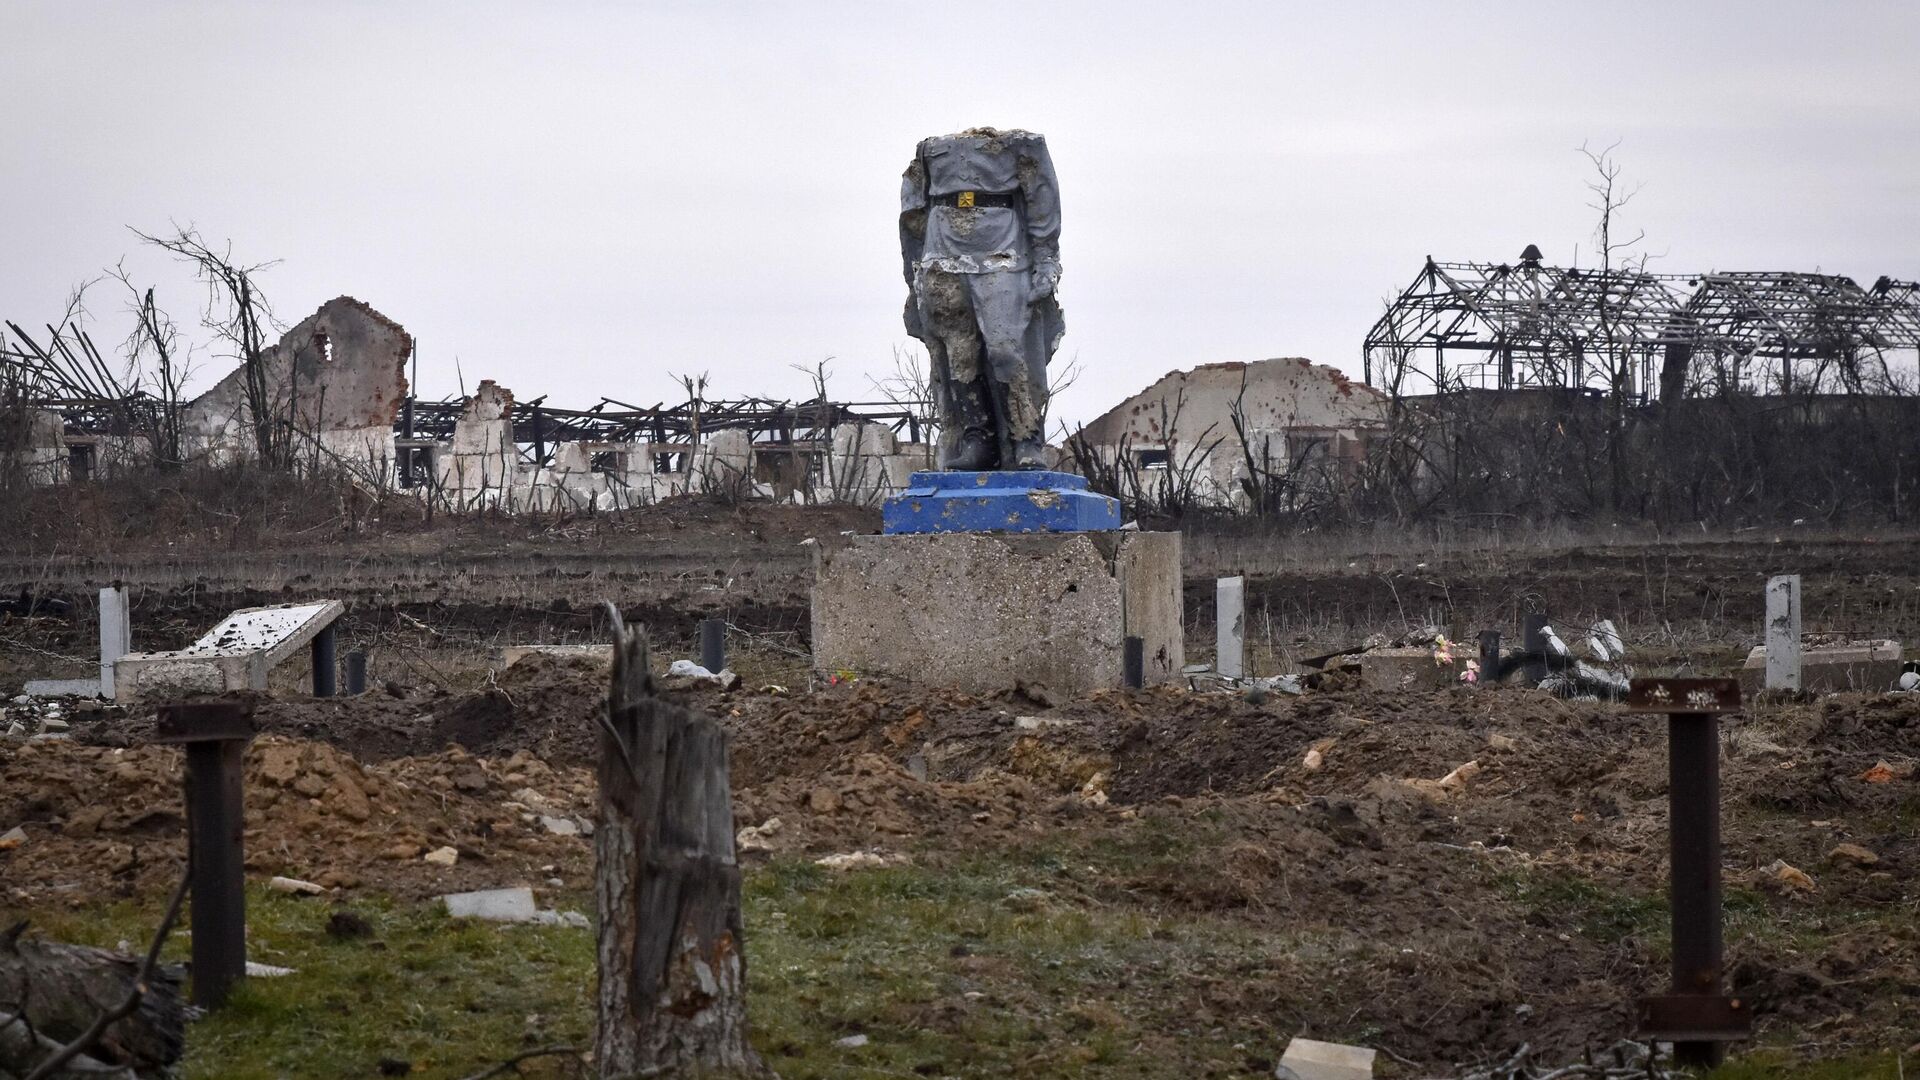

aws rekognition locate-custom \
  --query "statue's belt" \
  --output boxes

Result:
[941,191,1020,209]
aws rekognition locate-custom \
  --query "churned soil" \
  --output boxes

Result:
[8,659,1917,1068]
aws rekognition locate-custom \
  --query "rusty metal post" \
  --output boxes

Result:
[1123,635,1144,690]
[156,700,256,1010]
[1477,631,1500,687]
[1521,614,1549,685]
[700,618,726,674]
[1628,677,1750,1066]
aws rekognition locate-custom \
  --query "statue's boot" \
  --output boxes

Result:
[1010,437,1049,471]
[945,382,998,470]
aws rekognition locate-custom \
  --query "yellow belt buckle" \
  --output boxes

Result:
[956,190,975,208]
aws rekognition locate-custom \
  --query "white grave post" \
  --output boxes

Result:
[99,585,130,699]
[1765,574,1801,692]
[1216,575,1246,680]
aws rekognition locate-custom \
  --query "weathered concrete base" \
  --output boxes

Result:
[1741,639,1902,694]
[499,644,614,670]
[811,531,1183,694]
[1359,646,1457,691]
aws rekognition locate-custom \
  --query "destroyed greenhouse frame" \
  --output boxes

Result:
[1363,252,1920,401]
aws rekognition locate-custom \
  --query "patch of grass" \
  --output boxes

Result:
[1492,866,1668,947]
[1711,1048,1909,1079]
[9,886,595,1079]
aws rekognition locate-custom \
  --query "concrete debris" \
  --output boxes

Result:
[1406,760,1481,799]
[736,817,783,853]
[40,718,68,733]
[1487,733,1518,752]
[1585,619,1625,662]
[4,723,22,739]
[442,887,538,922]
[0,826,25,850]
[1827,843,1879,866]
[268,875,326,896]
[664,660,743,691]
[538,815,580,837]
[1002,887,1049,913]
[1275,1035,1375,1079]
[834,1034,870,1049]
[1858,760,1910,783]
[422,845,460,867]
[1756,858,1817,893]
[245,961,298,978]
[529,909,590,929]
[814,851,903,871]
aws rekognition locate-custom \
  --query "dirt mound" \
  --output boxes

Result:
[0,737,598,902]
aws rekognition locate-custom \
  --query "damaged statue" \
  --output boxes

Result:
[900,127,1064,471]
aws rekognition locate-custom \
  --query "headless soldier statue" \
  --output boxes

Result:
[900,128,1064,470]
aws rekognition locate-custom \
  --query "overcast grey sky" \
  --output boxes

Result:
[5,1,1917,428]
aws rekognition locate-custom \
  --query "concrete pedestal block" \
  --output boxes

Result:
[1741,639,1902,694]
[811,531,1182,694]
[1360,646,1457,691]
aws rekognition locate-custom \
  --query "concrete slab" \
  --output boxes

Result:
[1741,639,1902,694]
[500,644,614,669]
[21,679,104,698]
[114,600,345,702]
[441,886,538,922]
[811,531,1182,694]
[1276,1036,1374,1080]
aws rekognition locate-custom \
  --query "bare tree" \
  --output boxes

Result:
[131,226,285,468]
[1577,140,1648,510]
[107,263,192,469]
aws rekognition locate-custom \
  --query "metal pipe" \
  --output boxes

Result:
[1668,707,1726,1069]
[311,624,337,697]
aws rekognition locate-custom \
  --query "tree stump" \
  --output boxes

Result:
[594,612,770,1079]
[0,923,186,1079]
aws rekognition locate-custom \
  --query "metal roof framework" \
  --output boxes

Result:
[1364,255,1920,400]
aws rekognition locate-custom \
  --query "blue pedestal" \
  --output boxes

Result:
[882,470,1122,535]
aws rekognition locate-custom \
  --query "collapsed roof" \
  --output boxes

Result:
[1364,251,1920,400]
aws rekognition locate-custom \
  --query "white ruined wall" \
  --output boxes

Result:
[180,296,410,474]
[1075,358,1388,507]
[434,381,525,509]
[2,409,67,485]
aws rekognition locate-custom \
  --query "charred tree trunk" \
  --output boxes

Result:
[594,613,769,1079]
[0,926,185,1079]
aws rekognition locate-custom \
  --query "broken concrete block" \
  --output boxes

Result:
[422,845,460,867]
[0,826,26,850]
[268,876,325,896]
[1359,647,1455,691]
[1741,638,1902,695]
[1276,1037,1375,1080]
[538,815,580,837]
[441,886,538,922]
[811,531,1183,694]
